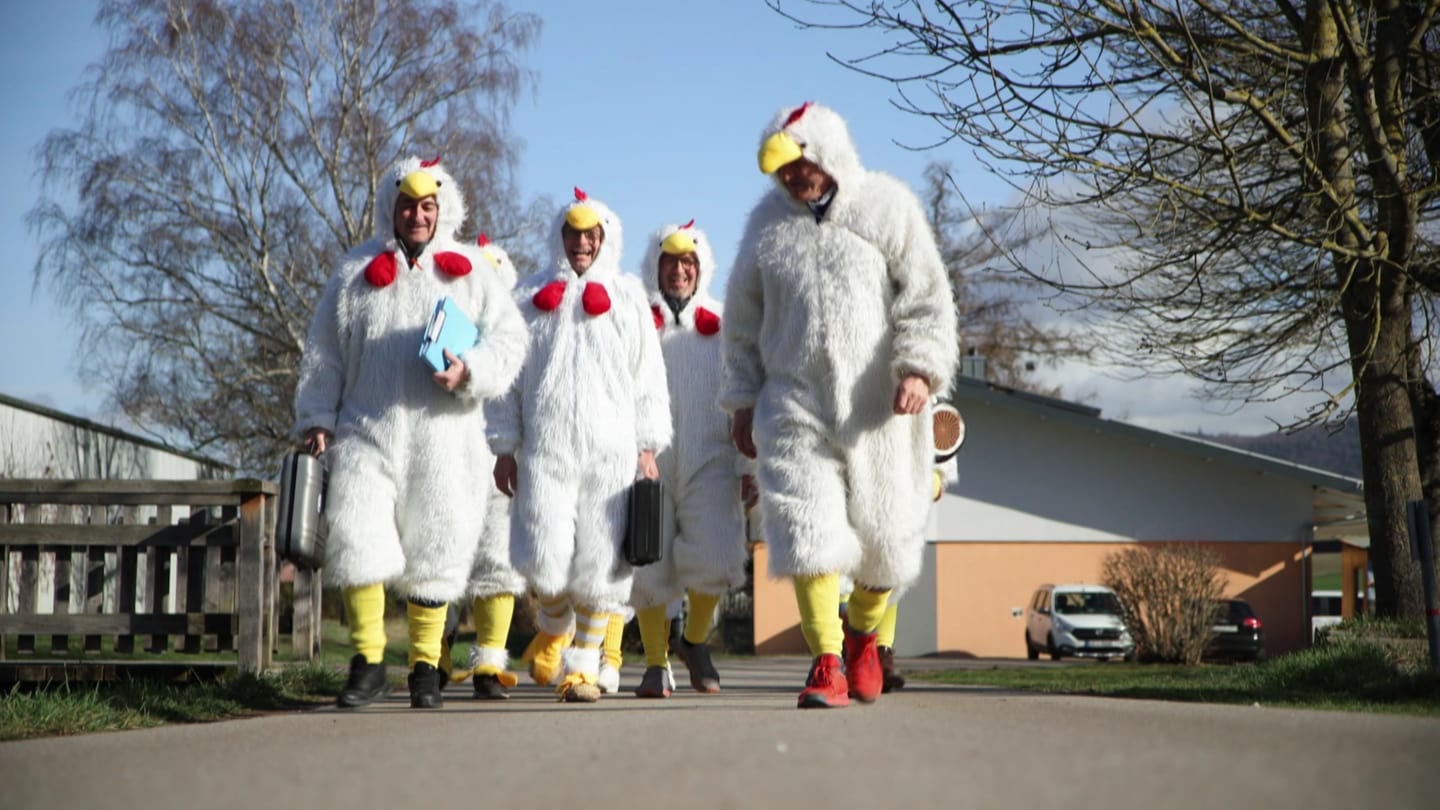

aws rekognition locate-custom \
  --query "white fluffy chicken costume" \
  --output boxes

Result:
[293,156,527,709]
[627,221,749,698]
[721,103,959,708]
[486,189,671,702]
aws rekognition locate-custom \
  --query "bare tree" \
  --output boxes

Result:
[923,161,1091,394]
[769,0,1440,620]
[28,0,543,473]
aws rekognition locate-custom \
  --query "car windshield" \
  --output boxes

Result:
[1054,591,1122,615]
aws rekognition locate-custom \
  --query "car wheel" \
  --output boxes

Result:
[1025,632,1039,661]
[1047,633,1061,661]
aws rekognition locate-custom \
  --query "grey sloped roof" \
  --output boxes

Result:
[0,391,233,473]
[948,376,1362,493]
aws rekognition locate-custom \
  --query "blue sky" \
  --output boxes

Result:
[0,1,1319,436]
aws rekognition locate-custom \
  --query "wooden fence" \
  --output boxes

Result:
[0,479,321,679]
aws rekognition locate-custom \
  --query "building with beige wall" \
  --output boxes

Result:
[751,377,1365,659]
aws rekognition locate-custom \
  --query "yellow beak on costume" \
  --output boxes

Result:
[758,130,804,174]
[660,230,696,256]
[566,205,601,230]
[480,249,501,270]
[398,170,440,201]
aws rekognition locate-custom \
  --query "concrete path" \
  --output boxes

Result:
[2,656,1437,810]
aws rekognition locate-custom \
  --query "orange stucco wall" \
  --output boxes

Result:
[752,540,1310,658]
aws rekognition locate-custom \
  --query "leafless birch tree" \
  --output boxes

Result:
[29,0,543,472]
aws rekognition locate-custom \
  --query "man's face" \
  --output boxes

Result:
[658,252,699,299]
[776,158,835,203]
[562,223,605,273]
[394,194,439,251]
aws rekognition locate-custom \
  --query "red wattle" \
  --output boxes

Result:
[651,305,664,330]
[582,283,611,316]
[433,251,472,277]
[364,252,398,287]
[533,281,567,311]
[695,306,721,336]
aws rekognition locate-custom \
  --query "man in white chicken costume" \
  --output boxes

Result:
[626,220,751,698]
[294,156,527,710]
[487,188,671,703]
[723,103,959,709]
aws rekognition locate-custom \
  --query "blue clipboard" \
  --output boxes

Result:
[419,296,481,372]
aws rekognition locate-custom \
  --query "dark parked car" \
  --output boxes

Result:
[1205,599,1265,662]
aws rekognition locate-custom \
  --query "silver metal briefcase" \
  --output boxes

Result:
[276,452,327,569]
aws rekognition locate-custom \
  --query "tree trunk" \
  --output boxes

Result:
[1342,267,1425,619]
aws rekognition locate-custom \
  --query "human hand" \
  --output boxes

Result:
[731,407,756,459]
[494,454,518,497]
[302,427,334,456]
[740,474,759,509]
[892,374,931,415]
[638,450,659,480]
[433,350,470,392]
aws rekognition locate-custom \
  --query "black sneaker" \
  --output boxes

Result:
[337,653,390,709]
[408,662,444,709]
[472,672,511,700]
[879,645,906,693]
[677,637,721,693]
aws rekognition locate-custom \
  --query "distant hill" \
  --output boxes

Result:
[1188,419,1362,479]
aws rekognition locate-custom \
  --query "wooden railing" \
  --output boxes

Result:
[0,479,318,677]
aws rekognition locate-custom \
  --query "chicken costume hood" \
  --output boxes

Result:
[630,221,748,610]
[721,102,959,592]
[293,155,527,602]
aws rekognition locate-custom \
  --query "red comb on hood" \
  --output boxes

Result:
[420,155,442,168]
[574,187,588,201]
[681,219,695,229]
[478,233,491,247]
[784,102,812,128]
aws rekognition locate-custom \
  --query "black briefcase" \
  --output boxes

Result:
[623,478,666,566]
[276,452,327,569]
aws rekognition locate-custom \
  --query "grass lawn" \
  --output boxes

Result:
[912,624,1440,716]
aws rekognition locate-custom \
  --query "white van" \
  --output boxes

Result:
[1311,588,1373,639]
[1024,583,1135,661]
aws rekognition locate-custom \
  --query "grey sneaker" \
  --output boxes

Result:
[678,637,721,693]
[634,664,675,698]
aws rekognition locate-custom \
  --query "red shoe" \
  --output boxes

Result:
[844,626,883,703]
[797,653,850,709]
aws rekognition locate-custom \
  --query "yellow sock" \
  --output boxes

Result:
[636,605,671,667]
[602,612,625,669]
[846,586,891,635]
[407,601,448,668]
[573,605,608,651]
[342,583,387,665]
[472,593,515,651]
[876,601,899,648]
[794,574,843,657]
[683,590,721,645]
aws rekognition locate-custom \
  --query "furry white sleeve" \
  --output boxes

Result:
[718,218,766,414]
[457,271,528,404]
[292,269,348,439]
[883,180,959,394]
[631,289,673,453]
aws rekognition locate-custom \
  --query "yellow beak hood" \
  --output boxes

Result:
[758,130,804,174]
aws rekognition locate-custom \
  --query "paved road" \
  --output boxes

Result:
[2,657,1437,810]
